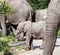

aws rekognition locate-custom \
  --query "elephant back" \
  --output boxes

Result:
[5,0,33,25]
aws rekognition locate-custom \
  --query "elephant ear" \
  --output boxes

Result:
[15,22,25,33]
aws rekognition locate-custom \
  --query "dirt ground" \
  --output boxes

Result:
[10,37,60,55]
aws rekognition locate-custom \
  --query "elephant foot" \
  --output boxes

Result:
[39,46,44,50]
[25,48,30,51]
[25,46,34,50]
[25,46,30,51]
[17,38,26,41]
[31,47,34,50]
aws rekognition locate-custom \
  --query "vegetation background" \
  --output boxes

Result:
[27,0,50,10]
[0,0,60,55]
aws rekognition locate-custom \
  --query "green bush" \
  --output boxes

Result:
[27,0,50,10]
[57,27,60,36]
[0,35,15,52]
[0,32,2,37]
[0,0,15,15]
[0,40,9,52]
[0,40,13,55]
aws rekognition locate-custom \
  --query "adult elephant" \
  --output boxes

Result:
[35,9,47,21]
[43,0,60,55]
[5,0,33,24]
[1,0,33,36]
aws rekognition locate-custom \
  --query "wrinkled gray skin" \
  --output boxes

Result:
[5,0,33,24]
[14,9,47,41]
[1,0,33,36]
[35,9,47,49]
[15,21,46,50]
[35,9,47,21]
[43,0,60,55]
[12,27,25,41]
[13,9,47,49]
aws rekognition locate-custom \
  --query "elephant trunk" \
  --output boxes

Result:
[43,9,60,55]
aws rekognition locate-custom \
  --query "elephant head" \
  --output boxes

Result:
[11,24,25,41]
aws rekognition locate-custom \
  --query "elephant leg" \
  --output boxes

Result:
[40,38,44,49]
[43,12,59,55]
[30,36,34,50]
[40,29,45,49]
[43,31,58,55]
[25,31,31,50]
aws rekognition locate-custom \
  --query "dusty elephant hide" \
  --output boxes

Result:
[5,0,33,24]
[15,21,46,50]
[43,0,60,55]
[35,8,47,21]
[0,0,33,36]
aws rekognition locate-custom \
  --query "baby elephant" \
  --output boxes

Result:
[16,21,46,50]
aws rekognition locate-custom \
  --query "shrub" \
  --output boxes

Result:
[57,27,60,36]
[0,35,15,52]
[0,0,15,15]
[0,40,9,52]
[27,0,50,10]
